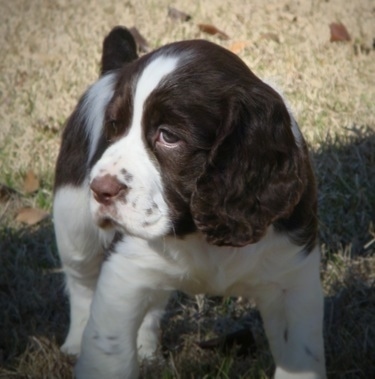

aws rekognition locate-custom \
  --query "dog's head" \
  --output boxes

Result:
[84,27,312,247]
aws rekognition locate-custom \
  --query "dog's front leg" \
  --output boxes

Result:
[255,248,326,379]
[54,186,106,356]
[75,250,163,379]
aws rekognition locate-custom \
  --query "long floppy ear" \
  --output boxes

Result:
[100,26,138,75]
[191,83,306,247]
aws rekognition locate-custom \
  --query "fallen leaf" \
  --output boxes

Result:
[129,27,150,53]
[198,24,230,40]
[16,207,49,225]
[329,22,351,42]
[260,32,280,43]
[168,6,191,22]
[197,328,256,357]
[228,41,248,54]
[23,169,40,193]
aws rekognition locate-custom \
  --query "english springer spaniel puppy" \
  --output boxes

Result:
[53,26,326,379]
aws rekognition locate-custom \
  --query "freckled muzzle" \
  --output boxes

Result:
[89,163,171,239]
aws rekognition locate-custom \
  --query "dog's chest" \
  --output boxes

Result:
[161,229,299,297]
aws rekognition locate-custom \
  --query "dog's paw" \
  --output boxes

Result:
[137,338,159,360]
[61,340,81,356]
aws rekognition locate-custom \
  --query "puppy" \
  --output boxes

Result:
[53,26,326,379]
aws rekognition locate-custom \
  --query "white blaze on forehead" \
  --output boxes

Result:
[130,54,179,136]
[82,72,117,161]
[89,55,180,239]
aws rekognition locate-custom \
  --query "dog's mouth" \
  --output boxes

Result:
[94,212,134,236]
[90,197,121,229]
[91,199,169,241]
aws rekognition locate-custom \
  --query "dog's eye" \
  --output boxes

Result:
[156,128,180,146]
[105,120,119,141]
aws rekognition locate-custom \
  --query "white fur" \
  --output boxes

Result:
[54,53,326,379]
[132,54,179,129]
[53,185,106,355]
[82,72,117,162]
[75,231,325,379]
[54,185,170,360]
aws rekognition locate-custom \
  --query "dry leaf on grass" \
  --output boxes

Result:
[129,27,150,53]
[198,24,230,40]
[329,22,351,42]
[168,6,191,22]
[16,207,49,225]
[228,41,248,54]
[23,169,40,193]
[260,32,280,43]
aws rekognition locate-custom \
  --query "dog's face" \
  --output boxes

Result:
[86,28,310,247]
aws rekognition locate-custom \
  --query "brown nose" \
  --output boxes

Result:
[90,174,128,205]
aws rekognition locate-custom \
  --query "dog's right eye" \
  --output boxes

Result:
[156,127,182,148]
[159,129,180,144]
[105,120,119,142]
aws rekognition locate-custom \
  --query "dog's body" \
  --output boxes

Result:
[53,27,326,378]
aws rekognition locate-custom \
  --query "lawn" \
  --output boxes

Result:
[0,0,374,378]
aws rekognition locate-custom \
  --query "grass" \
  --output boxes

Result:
[0,0,374,378]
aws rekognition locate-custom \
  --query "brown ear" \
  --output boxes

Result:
[191,84,306,247]
[101,26,138,75]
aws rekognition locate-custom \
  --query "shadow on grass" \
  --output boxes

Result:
[313,125,375,257]
[0,220,68,364]
[0,125,373,378]
[324,259,375,379]
[315,125,375,379]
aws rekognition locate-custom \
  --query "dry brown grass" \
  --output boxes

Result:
[0,0,374,378]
